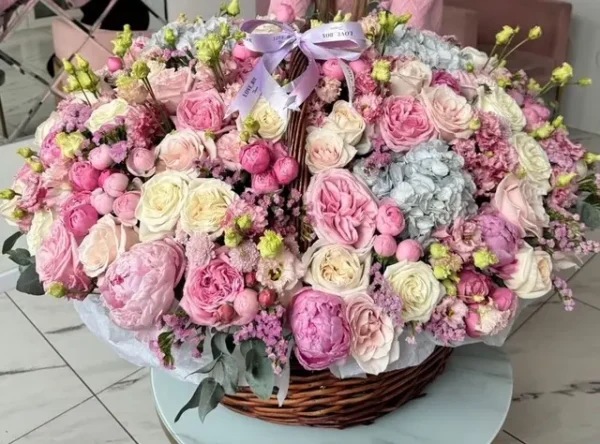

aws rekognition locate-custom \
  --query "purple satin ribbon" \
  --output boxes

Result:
[227,20,368,120]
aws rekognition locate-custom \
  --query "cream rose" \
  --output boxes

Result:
[136,171,189,241]
[346,294,400,375]
[302,240,371,298]
[305,127,357,173]
[384,260,444,323]
[78,215,139,277]
[476,85,526,133]
[419,85,474,141]
[27,210,55,255]
[86,98,129,133]
[506,244,553,299]
[323,100,366,145]
[155,129,217,177]
[390,60,433,97]
[511,132,552,192]
[180,178,238,238]
[250,97,288,142]
[35,112,60,147]
[460,47,493,72]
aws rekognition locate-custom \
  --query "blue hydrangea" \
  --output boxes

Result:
[384,25,469,71]
[149,17,238,52]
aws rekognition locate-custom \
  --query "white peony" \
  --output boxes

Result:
[390,59,433,97]
[27,210,55,255]
[506,244,553,299]
[511,132,552,192]
[322,100,366,145]
[86,98,129,133]
[476,85,526,133]
[305,127,357,173]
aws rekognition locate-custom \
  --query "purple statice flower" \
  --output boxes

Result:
[109,140,131,163]
[229,241,260,273]
[540,129,585,175]
[553,276,575,311]
[222,199,268,235]
[57,100,93,132]
[425,296,469,344]
[368,265,403,327]
[186,233,215,269]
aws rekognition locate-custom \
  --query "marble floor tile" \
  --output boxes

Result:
[503,300,600,444]
[493,431,525,444]
[569,128,600,154]
[99,369,166,444]
[568,253,600,310]
[8,290,138,393]
[0,292,91,443]
[13,398,134,444]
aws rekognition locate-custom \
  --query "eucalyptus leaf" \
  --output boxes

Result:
[16,264,44,295]
[245,348,274,400]
[211,332,235,359]
[240,338,266,357]
[2,231,23,254]
[8,248,31,266]
[174,377,224,423]
[578,200,600,229]
[220,355,239,395]
[187,357,221,377]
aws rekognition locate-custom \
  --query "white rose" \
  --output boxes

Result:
[34,112,61,147]
[420,86,474,141]
[78,215,138,277]
[460,47,494,71]
[476,85,526,133]
[136,171,190,241]
[390,60,433,97]
[155,129,217,177]
[305,127,357,173]
[86,98,129,133]
[384,260,444,323]
[27,210,55,255]
[506,244,553,299]
[302,240,372,298]
[512,132,552,192]
[180,178,238,238]
[250,97,288,142]
[323,100,366,145]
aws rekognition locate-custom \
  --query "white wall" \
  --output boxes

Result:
[166,0,257,21]
[562,0,600,135]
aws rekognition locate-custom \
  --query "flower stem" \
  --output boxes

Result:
[490,38,529,74]
[481,44,498,72]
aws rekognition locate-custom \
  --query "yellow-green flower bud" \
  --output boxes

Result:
[473,248,498,270]
[164,28,176,47]
[398,13,412,24]
[62,59,75,75]
[333,10,343,22]
[532,122,555,140]
[196,35,223,64]
[497,77,510,88]
[528,26,542,40]
[112,41,128,58]
[466,62,475,73]
[371,59,391,83]
[47,282,68,298]
[469,118,481,131]
[433,264,452,280]
[220,23,230,39]
[16,147,34,159]
[225,0,241,16]
[224,228,243,248]
[310,19,323,29]
[556,172,577,188]
[0,189,16,200]
[551,62,574,86]
[76,71,94,89]
[528,78,542,94]
[236,214,253,232]
[74,54,90,70]
[442,279,458,297]
[12,208,27,220]
[55,132,86,159]
[177,13,188,23]
[258,230,284,259]
[430,243,449,259]
[27,159,44,173]
[240,131,250,143]
[243,116,260,134]
[195,15,204,24]
[131,60,150,80]
[552,115,564,128]
[584,152,600,164]
[496,25,516,45]
[343,13,352,22]
[204,130,216,140]
[578,77,593,86]
[233,30,246,41]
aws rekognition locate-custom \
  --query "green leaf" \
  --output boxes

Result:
[187,357,221,377]
[174,377,225,423]
[211,332,235,359]
[245,348,274,400]
[16,264,44,295]
[219,355,239,395]
[3,231,23,254]
[578,200,600,229]
[240,338,266,357]
[7,248,31,266]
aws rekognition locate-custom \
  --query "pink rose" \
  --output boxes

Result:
[126,147,156,177]
[106,56,123,73]
[155,129,216,175]
[450,70,478,101]
[457,269,493,304]
[494,174,549,238]
[36,221,92,297]
[374,234,397,257]
[378,96,436,152]
[69,161,100,192]
[349,59,370,75]
[322,59,345,81]
[522,97,552,131]
[113,192,140,227]
[216,131,243,170]
[240,141,271,174]
[180,256,244,327]
[100,239,186,330]
[103,173,129,198]
[346,294,398,374]
[475,213,521,267]
[305,169,378,249]
[98,169,111,188]
[251,169,280,194]
[232,43,259,61]
[419,85,474,141]
[61,192,99,238]
[89,145,114,170]
[232,289,260,325]
[431,70,461,94]
[176,89,225,132]
[434,218,483,261]
[90,189,115,215]
[275,3,296,23]
[490,287,517,312]
[396,239,423,262]
[290,288,351,371]
[148,66,194,114]
[376,198,406,235]
[273,156,299,185]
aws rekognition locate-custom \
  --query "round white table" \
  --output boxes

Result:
[152,343,513,444]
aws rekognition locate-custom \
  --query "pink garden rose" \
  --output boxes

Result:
[155,129,216,176]
[305,169,378,249]
[90,189,115,215]
[378,96,436,152]
[148,66,194,114]
[290,288,351,371]
[89,145,114,170]
[69,161,100,192]
[431,70,461,94]
[36,221,92,298]
[100,239,186,330]
[376,198,406,236]
[180,256,245,327]
[322,59,345,81]
[419,85,474,142]
[216,131,244,170]
[522,97,552,131]
[475,212,521,267]
[273,156,299,185]
[113,191,141,227]
[126,147,156,177]
[61,192,99,238]
[176,89,225,132]
[450,70,478,101]
[457,269,493,304]
[15,164,46,212]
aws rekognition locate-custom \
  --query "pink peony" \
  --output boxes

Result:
[176,89,225,132]
[273,156,299,185]
[232,289,261,325]
[90,189,115,215]
[61,192,99,238]
[490,287,517,312]
[106,56,123,73]
[457,269,493,304]
[251,169,280,194]
[374,234,397,257]
[126,147,156,177]
[290,288,351,371]
[475,213,521,267]
[305,168,378,249]
[239,141,271,174]
[36,221,92,298]
[89,145,114,170]
[180,256,245,327]
[98,169,111,188]
[216,131,243,170]
[522,97,552,131]
[378,96,436,152]
[69,161,100,192]
[419,85,474,142]
[434,218,483,261]
[396,239,423,262]
[322,59,345,81]
[149,66,194,114]
[232,43,259,61]
[100,239,186,330]
[376,198,406,236]
[113,191,141,227]
[103,173,129,198]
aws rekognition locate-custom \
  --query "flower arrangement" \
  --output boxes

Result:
[1,0,598,425]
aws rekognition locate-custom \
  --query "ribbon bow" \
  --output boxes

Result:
[227,20,369,120]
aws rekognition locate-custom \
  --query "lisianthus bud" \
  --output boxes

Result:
[74,54,90,70]
[398,13,412,24]
[56,131,86,159]
[578,77,593,86]
[466,62,475,73]
[333,10,343,22]
[225,0,240,16]
[131,61,150,80]
[430,243,449,259]
[258,230,283,258]
[551,62,574,86]
[528,26,542,40]
[164,28,176,46]
[442,279,458,297]
[0,189,16,200]
[372,59,391,82]
[224,228,243,248]
[469,118,481,131]
[27,159,44,173]
[473,248,498,269]
[47,282,68,298]
[496,25,516,45]
[343,13,352,22]
[552,115,564,128]
[433,264,452,280]
[528,78,542,94]
[584,152,600,164]
[532,122,555,140]
[12,208,27,220]
[17,147,34,159]
[311,19,323,29]
[62,59,75,74]
[177,13,188,23]
[497,77,510,88]
[236,214,253,232]
[556,172,577,188]
[220,23,230,39]
[243,116,260,134]
[258,289,277,307]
